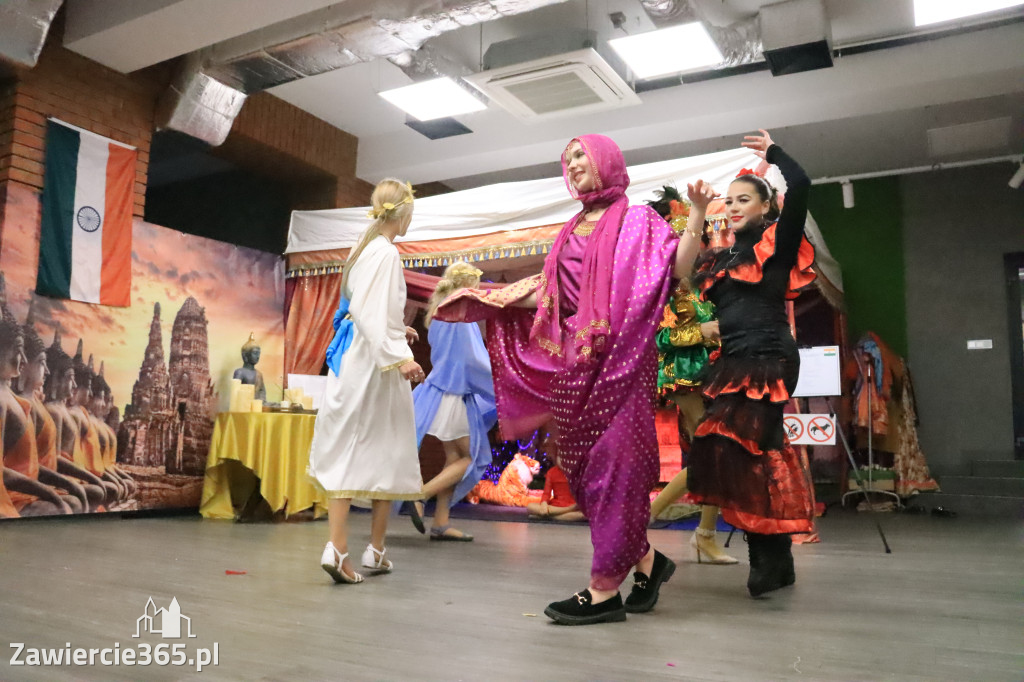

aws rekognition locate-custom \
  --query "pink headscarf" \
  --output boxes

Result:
[531,134,630,361]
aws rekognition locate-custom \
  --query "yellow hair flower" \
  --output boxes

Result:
[382,202,396,210]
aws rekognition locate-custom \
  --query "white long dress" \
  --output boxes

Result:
[307,235,423,502]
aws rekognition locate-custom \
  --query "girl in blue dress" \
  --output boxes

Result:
[409,262,497,541]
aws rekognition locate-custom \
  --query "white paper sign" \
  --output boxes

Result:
[286,374,328,410]
[783,413,837,445]
[793,346,841,397]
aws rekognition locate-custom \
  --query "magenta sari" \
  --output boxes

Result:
[437,135,678,590]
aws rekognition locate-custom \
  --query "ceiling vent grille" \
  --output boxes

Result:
[465,48,641,121]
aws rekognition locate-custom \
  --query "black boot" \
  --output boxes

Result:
[624,550,676,613]
[746,533,770,597]
[747,533,794,598]
[775,534,795,588]
[544,589,627,625]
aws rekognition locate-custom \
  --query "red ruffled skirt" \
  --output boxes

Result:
[688,353,814,534]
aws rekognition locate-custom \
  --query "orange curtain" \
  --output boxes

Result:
[285,273,341,377]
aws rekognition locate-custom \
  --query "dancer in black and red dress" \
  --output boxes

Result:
[687,130,817,598]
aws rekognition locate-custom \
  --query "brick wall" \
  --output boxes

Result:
[0,39,374,236]
[220,92,373,209]
[0,42,165,217]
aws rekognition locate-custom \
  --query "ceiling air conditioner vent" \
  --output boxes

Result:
[465,48,641,122]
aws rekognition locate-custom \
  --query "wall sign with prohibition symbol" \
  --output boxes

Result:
[808,416,834,443]
[783,414,836,445]
[783,416,804,442]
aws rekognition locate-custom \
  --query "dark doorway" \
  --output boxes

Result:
[143,130,335,254]
[144,131,291,253]
[1005,252,1024,459]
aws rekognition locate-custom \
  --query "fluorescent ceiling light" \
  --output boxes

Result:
[379,77,487,121]
[609,22,723,80]
[913,0,1024,26]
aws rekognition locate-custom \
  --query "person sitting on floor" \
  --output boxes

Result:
[527,456,585,522]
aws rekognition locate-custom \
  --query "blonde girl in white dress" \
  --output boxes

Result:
[308,178,426,584]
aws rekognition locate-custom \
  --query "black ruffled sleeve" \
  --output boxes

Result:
[765,145,809,271]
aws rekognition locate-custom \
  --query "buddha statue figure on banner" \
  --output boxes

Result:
[233,333,266,401]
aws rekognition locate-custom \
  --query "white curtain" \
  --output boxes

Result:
[287,146,842,291]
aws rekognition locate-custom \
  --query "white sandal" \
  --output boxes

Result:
[361,543,393,573]
[320,542,364,584]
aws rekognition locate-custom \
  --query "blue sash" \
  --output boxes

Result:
[324,297,354,376]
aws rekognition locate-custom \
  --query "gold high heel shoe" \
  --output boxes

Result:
[690,527,740,565]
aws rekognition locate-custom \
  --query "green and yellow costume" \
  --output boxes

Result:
[657,285,717,394]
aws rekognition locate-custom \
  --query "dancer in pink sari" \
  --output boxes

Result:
[437,135,715,625]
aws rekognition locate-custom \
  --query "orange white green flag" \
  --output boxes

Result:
[36,118,135,307]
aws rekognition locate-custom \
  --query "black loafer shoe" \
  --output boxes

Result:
[544,589,627,625]
[624,550,676,613]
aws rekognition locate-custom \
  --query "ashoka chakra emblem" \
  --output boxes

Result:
[76,206,101,233]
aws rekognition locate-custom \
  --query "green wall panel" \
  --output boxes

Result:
[808,177,907,356]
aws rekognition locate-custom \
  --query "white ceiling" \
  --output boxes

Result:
[63,0,342,73]
[63,0,1024,190]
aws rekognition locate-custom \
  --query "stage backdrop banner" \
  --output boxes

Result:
[0,182,284,518]
[36,119,135,307]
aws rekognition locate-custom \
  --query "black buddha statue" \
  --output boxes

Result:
[233,332,266,401]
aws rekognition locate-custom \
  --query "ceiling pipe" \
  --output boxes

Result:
[811,154,1024,185]
[159,0,573,145]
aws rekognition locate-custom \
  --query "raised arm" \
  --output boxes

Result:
[766,145,809,267]
[672,180,718,279]
[742,130,810,269]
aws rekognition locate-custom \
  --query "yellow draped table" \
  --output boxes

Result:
[200,412,326,520]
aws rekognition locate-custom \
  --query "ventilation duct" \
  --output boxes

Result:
[156,55,247,147]
[464,29,639,121]
[387,43,477,88]
[0,0,63,70]
[639,0,762,68]
[760,0,833,76]
[639,0,697,24]
[158,0,572,145]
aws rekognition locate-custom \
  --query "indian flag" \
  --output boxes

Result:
[36,119,135,307]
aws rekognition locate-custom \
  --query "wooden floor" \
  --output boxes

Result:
[1,510,1021,681]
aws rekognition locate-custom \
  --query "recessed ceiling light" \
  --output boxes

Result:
[379,77,487,121]
[609,22,723,80]
[913,0,1024,26]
